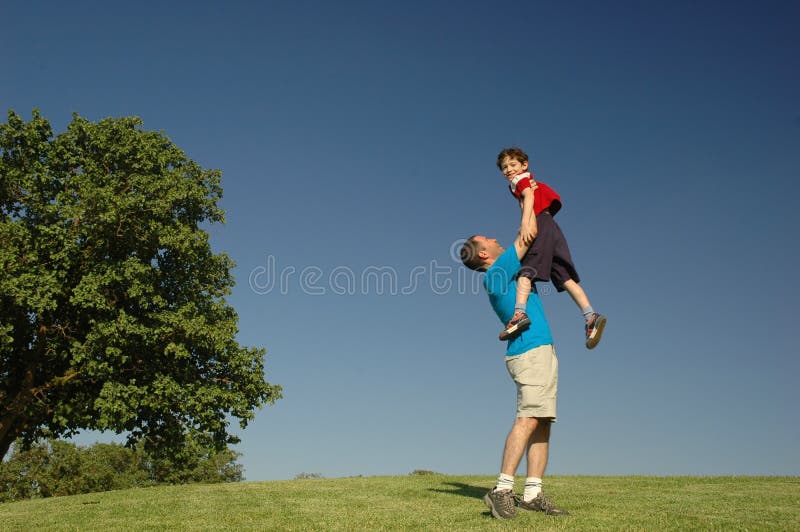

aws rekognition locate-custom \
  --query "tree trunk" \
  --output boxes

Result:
[0,411,25,461]
[0,357,36,462]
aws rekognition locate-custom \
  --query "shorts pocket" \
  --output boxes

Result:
[506,350,547,386]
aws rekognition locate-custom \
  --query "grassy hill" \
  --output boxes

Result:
[1,475,798,530]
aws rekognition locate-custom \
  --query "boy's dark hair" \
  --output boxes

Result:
[496,147,529,169]
[460,236,486,272]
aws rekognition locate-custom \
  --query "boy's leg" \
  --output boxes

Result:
[562,279,590,310]
[500,213,557,342]
[561,279,606,347]
[516,275,533,309]
[499,276,532,341]
[548,220,607,349]
[559,277,606,348]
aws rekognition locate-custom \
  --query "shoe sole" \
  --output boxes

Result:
[499,317,532,341]
[585,315,607,349]
[483,492,515,519]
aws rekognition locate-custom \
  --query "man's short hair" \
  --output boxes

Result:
[460,236,486,272]
[496,147,529,169]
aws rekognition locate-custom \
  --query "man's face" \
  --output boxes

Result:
[473,235,504,261]
[499,156,529,180]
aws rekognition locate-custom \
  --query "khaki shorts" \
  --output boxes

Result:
[505,344,558,421]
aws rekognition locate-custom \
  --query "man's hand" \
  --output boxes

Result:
[519,222,537,245]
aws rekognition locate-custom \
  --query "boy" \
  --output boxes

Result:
[497,147,606,349]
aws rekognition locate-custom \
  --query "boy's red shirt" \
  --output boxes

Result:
[509,174,562,216]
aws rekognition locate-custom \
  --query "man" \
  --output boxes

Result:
[460,233,569,519]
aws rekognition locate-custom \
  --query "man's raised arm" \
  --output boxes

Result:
[513,182,538,260]
[513,232,532,261]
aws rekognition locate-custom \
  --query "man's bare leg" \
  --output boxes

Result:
[500,417,539,476]
[526,419,551,478]
[517,419,569,515]
[485,417,540,519]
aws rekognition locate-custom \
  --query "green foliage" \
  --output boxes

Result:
[0,110,281,463]
[0,437,245,502]
[0,439,148,501]
[140,432,244,484]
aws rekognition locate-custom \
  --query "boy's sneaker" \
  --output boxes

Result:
[516,492,570,516]
[585,313,607,349]
[483,488,517,519]
[499,312,531,341]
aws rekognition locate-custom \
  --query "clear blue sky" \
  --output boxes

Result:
[3,1,799,480]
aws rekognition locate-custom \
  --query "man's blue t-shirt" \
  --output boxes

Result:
[484,247,554,356]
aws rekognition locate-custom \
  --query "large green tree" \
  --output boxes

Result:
[0,110,281,461]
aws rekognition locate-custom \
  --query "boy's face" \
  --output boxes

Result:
[499,156,528,180]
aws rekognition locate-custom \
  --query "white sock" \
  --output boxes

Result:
[494,473,514,492]
[523,477,542,501]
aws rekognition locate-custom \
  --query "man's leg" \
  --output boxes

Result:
[501,416,539,476]
[526,418,550,479]
[521,419,550,501]
[484,417,539,519]
[518,419,569,515]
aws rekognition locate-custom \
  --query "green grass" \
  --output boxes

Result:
[1,475,798,530]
